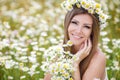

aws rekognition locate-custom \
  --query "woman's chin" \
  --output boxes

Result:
[72,42,82,47]
[70,38,85,45]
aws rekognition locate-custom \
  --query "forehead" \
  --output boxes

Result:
[72,14,93,24]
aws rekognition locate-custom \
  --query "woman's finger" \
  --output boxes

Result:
[89,38,92,48]
[79,42,84,50]
[86,38,92,54]
[79,39,88,55]
[83,39,87,50]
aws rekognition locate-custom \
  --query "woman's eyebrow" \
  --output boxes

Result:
[72,19,92,26]
[71,19,79,23]
[84,24,92,28]
[84,23,92,26]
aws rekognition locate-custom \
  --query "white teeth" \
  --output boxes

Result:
[72,34,81,39]
[74,35,80,39]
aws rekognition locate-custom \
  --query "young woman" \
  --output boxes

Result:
[44,0,108,80]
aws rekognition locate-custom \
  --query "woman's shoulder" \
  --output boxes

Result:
[84,48,107,79]
[91,48,106,64]
[95,48,106,59]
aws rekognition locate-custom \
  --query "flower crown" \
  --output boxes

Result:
[61,0,109,24]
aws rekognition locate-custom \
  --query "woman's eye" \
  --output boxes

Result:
[71,21,78,25]
[85,26,91,29]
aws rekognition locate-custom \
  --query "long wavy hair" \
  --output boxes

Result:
[63,5,100,78]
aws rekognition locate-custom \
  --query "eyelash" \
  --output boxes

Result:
[85,26,91,29]
[71,21,91,29]
[71,21,78,25]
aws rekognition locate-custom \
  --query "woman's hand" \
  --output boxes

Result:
[73,38,92,67]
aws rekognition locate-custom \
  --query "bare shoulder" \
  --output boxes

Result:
[88,48,106,73]
[82,49,106,79]
[92,49,106,64]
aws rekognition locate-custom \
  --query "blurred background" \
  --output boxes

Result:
[0,0,120,80]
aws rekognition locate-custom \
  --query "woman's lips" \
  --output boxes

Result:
[72,34,83,39]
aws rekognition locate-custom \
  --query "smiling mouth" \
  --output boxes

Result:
[72,34,83,39]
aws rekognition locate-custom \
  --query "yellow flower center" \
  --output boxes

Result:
[81,1,86,5]
[63,73,69,78]
[52,69,54,73]
[76,3,81,8]
[69,78,73,80]
[63,64,68,69]
[95,9,100,13]
[67,40,73,46]
[95,3,101,8]
[86,4,90,8]
[100,14,105,19]
[68,5,72,9]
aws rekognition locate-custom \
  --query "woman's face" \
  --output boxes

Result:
[68,14,93,47]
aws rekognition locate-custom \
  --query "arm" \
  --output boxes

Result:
[72,38,106,80]
[72,38,92,80]
[44,73,51,80]
[72,65,81,80]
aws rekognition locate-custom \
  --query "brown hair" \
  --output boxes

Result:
[63,6,100,78]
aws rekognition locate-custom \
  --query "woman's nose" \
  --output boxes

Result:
[76,26,83,34]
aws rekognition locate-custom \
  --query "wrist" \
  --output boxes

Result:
[73,63,80,68]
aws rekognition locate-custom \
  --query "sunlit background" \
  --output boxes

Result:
[0,0,120,80]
